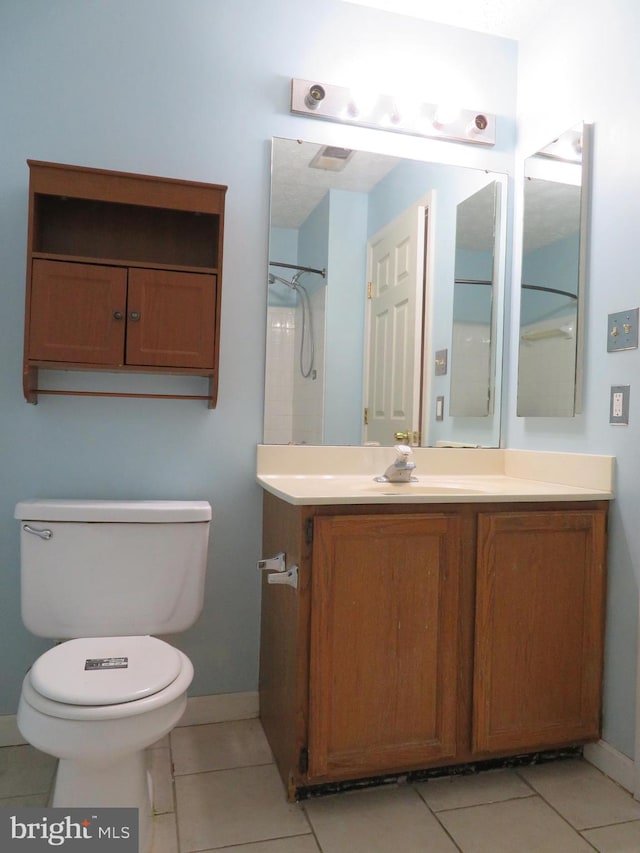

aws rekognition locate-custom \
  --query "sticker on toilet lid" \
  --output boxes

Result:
[85,656,129,671]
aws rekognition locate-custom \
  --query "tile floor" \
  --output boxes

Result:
[2,718,640,852]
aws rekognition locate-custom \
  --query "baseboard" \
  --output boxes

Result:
[0,691,260,748]
[584,739,635,795]
[177,691,259,727]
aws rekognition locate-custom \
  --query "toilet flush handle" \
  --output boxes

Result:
[23,524,53,540]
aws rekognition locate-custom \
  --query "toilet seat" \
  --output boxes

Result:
[21,645,194,722]
[30,636,182,706]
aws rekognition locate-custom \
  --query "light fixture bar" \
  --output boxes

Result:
[290,78,495,147]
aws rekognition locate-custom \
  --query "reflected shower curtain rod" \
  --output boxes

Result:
[522,283,578,300]
[269,260,326,278]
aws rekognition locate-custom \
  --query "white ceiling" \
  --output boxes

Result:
[270,139,400,230]
[342,0,556,41]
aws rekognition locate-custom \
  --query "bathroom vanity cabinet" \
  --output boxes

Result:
[23,160,226,407]
[259,494,608,799]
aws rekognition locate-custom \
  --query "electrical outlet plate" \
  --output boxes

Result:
[610,385,630,425]
[608,308,639,351]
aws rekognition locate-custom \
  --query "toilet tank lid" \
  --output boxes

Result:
[15,499,212,523]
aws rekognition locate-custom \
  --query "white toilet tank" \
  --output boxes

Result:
[15,499,211,639]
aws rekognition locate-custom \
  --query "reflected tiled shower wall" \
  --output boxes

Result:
[265,290,326,445]
[449,321,491,416]
[292,287,325,446]
[264,307,295,444]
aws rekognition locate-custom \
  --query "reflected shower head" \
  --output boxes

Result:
[268,272,298,290]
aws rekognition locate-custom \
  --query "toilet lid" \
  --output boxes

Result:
[30,636,183,706]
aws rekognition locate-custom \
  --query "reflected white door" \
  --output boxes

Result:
[364,202,428,445]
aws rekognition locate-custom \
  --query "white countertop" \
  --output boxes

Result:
[256,446,615,506]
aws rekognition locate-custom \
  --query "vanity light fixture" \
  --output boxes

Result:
[290,78,496,146]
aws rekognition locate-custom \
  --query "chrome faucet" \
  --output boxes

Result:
[375,444,417,483]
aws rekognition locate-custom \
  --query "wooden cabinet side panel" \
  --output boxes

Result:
[259,494,312,797]
[308,512,467,781]
[473,509,607,754]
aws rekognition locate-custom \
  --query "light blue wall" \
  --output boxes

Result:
[510,0,640,757]
[324,189,368,445]
[298,196,331,292]
[0,0,516,716]
[268,228,298,307]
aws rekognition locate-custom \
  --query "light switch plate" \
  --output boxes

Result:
[608,308,639,351]
[435,349,447,376]
[436,395,444,421]
[610,385,630,425]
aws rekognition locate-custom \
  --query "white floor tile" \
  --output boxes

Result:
[582,819,640,852]
[4,726,640,853]
[219,837,321,853]
[151,811,178,853]
[416,768,534,811]
[304,784,458,853]
[171,718,273,775]
[518,759,640,829]
[174,763,310,851]
[0,793,49,807]
[0,745,56,798]
[438,795,594,852]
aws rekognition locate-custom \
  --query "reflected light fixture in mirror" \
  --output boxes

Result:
[290,78,496,146]
[516,122,593,417]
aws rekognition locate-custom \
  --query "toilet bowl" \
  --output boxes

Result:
[17,636,194,853]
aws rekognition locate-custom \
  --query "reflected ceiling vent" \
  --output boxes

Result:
[309,146,354,172]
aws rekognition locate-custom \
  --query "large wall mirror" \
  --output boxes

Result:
[517,122,592,417]
[265,137,507,447]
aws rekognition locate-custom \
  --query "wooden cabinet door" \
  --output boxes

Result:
[126,268,216,368]
[473,510,607,754]
[29,260,127,364]
[308,513,463,781]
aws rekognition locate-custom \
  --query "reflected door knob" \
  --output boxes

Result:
[394,431,410,443]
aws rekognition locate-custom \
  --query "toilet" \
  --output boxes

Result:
[14,498,211,853]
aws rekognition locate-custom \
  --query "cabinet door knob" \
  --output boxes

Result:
[129,311,141,321]
[113,311,123,320]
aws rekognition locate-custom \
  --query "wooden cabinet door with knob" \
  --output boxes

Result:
[29,260,127,365]
[473,509,607,755]
[126,268,216,369]
[307,512,466,782]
